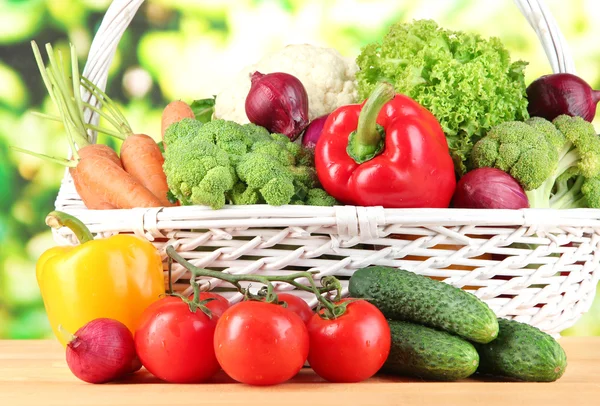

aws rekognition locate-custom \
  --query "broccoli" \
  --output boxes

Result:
[163,118,203,146]
[470,115,600,209]
[163,135,236,209]
[163,119,335,209]
[470,120,558,190]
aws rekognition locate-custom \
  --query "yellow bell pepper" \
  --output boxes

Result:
[37,211,165,347]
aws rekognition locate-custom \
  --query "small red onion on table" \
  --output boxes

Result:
[452,167,529,209]
[245,71,309,140]
[62,318,138,384]
[526,73,600,122]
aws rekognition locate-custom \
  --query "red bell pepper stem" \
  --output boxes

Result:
[346,82,396,164]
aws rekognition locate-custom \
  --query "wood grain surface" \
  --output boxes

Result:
[0,338,598,406]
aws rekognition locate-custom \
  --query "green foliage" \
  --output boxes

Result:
[355,19,530,175]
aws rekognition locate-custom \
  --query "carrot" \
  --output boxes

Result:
[19,41,165,210]
[119,133,172,206]
[80,77,176,207]
[70,144,122,209]
[76,153,162,209]
[161,100,194,141]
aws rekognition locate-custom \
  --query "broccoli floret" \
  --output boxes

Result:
[471,121,558,190]
[236,153,296,206]
[163,118,203,146]
[163,136,236,208]
[528,115,600,209]
[473,115,600,209]
[241,123,271,143]
[164,118,336,209]
[229,182,261,205]
[196,119,250,158]
[306,188,338,206]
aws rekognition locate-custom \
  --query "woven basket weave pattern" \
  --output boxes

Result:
[52,0,599,336]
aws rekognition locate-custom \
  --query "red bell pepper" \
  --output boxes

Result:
[314,82,456,208]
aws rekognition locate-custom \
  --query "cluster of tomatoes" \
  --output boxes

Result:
[134,292,392,385]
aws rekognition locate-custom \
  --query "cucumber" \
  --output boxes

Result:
[473,318,567,382]
[383,320,479,381]
[348,266,498,343]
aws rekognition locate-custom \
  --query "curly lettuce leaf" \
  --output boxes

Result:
[356,19,529,174]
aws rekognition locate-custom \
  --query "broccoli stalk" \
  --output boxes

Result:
[525,116,600,209]
[470,115,600,209]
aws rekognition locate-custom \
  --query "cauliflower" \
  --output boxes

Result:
[214,44,359,124]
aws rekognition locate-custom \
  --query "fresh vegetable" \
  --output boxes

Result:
[307,299,391,383]
[266,293,314,325]
[163,118,336,209]
[63,318,138,384]
[17,42,165,209]
[80,78,173,207]
[383,320,479,381]
[314,82,456,208]
[37,211,165,347]
[452,167,529,209]
[214,300,310,386]
[471,115,600,208]
[189,292,230,319]
[245,71,309,140]
[301,114,329,150]
[134,296,220,383]
[161,100,195,141]
[355,19,529,174]
[215,44,358,124]
[474,318,567,382]
[348,266,499,344]
[526,73,600,122]
[190,97,216,123]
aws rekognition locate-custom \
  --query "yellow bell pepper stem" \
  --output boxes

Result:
[38,210,165,347]
[45,210,93,244]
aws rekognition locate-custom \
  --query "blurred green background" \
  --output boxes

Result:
[1,0,599,339]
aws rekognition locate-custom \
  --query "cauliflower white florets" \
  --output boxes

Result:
[214,44,359,124]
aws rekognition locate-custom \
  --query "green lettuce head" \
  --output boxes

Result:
[356,19,529,175]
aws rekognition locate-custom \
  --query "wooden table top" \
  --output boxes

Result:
[0,338,598,406]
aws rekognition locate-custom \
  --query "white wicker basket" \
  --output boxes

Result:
[51,0,599,336]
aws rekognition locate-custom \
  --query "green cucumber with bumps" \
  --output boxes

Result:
[473,318,567,382]
[348,266,499,343]
[383,320,479,381]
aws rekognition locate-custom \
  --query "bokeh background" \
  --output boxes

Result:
[1,0,599,339]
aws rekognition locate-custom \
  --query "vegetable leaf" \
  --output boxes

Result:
[191,97,216,124]
[355,19,529,175]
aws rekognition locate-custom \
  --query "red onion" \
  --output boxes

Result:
[526,73,600,122]
[63,318,138,384]
[301,114,329,150]
[245,71,309,140]
[452,168,529,209]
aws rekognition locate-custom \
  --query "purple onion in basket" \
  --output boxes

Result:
[301,114,330,150]
[452,168,529,209]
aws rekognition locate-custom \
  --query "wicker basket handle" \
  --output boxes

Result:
[80,0,575,143]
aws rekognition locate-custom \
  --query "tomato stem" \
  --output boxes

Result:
[166,246,341,319]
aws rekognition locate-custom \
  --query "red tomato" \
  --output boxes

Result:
[134,296,220,383]
[214,300,309,385]
[189,292,230,319]
[307,299,391,383]
[260,293,314,324]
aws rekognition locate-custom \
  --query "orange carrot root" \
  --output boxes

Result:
[70,144,123,209]
[119,133,173,206]
[77,153,163,209]
[161,100,194,141]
